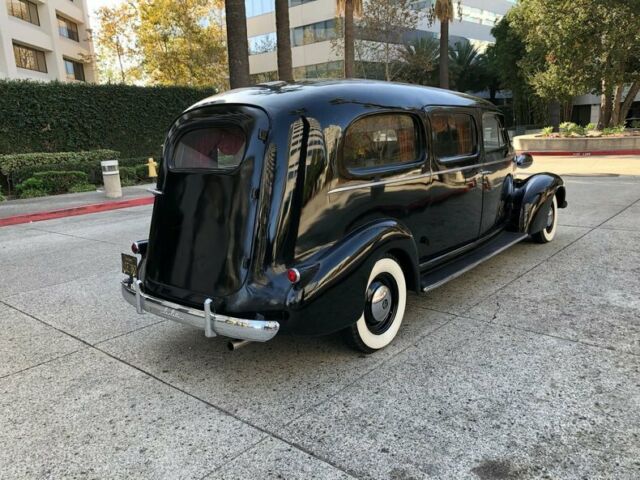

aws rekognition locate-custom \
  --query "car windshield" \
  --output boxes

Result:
[172,126,246,170]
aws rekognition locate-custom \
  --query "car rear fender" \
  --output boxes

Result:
[283,219,419,335]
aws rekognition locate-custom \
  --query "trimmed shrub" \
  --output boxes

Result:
[15,171,94,198]
[32,171,89,194]
[0,150,119,187]
[69,183,97,193]
[0,80,215,158]
[18,188,49,199]
[135,164,151,182]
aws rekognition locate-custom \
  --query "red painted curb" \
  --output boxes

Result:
[0,196,154,227]
[518,149,640,157]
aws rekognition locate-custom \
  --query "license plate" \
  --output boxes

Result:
[121,253,138,277]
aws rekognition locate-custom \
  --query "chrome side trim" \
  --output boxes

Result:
[121,280,279,342]
[148,188,163,196]
[328,158,512,195]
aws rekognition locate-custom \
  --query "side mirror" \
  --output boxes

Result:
[514,153,534,169]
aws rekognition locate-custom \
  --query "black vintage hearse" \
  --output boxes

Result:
[121,80,567,352]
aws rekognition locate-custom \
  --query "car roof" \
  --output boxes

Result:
[187,79,496,117]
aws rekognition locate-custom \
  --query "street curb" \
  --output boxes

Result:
[0,196,154,227]
[519,149,640,156]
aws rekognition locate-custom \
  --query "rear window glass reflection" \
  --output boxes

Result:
[172,127,246,170]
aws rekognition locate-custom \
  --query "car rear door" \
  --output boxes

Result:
[423,108,483,256]
[143,105,270,305]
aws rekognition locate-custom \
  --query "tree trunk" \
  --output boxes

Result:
[598,79,613,129]
[439,18,449,89]
[344,0,355,78]
[611,84,624,126]
[619,81,640,125]
[275,0,293,82]
[225,0,251,89]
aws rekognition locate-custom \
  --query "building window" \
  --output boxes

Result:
[13,43,47,73]
[248,32,276,55]
[291,19,338,47]
[245,0,316,17]
[342,114,420,173]
[292,60,343,80]
[6,0,39,25]
[64,58,85,81]
[57,15,80,41]
[431,113,477,159]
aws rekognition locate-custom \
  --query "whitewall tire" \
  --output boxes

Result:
[532,195,558,243]
[344,256,407,353]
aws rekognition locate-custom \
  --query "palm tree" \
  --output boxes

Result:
[224,0,251,88]
[448,41,482,92]
[433,0,456,89]
[398,37,440,86]
[336,0,363,78]
[275,0,293,82]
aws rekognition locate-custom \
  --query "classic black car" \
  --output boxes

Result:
[121,80,567,352]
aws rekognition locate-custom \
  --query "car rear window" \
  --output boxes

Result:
[172,126,246,170]
[342,114,420,173]
[431,113,477,159]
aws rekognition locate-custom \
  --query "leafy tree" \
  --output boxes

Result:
[275,0,293,82]
[94,2,140,84]
[486,14,545,125]
[354,0,423,81]
[336,0,364,78]
[511,0,640,129]
[136,0,228,88]
[224,0,251,88]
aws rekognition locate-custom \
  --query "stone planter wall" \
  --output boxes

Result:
[513,134,640,155]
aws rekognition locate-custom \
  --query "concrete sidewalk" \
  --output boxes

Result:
[0,183,155,219]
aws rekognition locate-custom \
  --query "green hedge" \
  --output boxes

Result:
[15,170,94,198]
[0,80,215,158]
[0,150,119,186]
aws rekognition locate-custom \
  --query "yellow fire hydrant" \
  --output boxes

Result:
[147,157,158,179]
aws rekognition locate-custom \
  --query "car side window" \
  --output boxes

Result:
[483,113,505,151]
[431,112,477,160]
[342,113,421,174]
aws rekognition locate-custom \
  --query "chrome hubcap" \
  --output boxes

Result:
[371,285,392,323]
[546,206,555,229]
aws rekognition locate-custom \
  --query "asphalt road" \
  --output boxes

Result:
[1,176,639,479]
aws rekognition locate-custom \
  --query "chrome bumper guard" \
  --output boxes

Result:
[121,279,280,342]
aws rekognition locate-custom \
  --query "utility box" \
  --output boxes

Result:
[101,160,122,199]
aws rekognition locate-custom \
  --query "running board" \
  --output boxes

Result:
[421,231,528,292]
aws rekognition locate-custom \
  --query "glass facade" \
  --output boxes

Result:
[292,19,338,47]
[293,61,343,80]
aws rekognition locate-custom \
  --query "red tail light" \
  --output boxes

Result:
[286,268,300,284]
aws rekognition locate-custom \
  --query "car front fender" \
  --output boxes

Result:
[509,173,567,235]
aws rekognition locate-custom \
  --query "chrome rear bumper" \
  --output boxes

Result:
[121,279,280,342]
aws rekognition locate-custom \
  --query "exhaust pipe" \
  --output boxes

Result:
[227,339,252,351]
